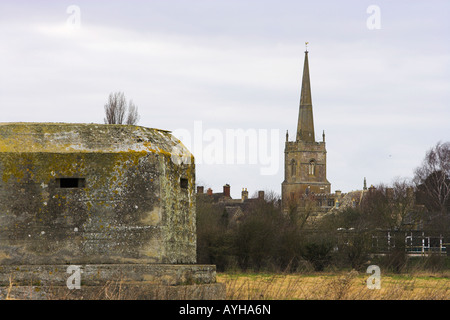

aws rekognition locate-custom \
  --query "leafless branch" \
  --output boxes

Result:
[104,92,140,125]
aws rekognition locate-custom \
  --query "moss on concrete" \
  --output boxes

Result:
[0,123,196,265]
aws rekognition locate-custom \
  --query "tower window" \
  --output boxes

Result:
[309,160,316,176]
[57,178,86,189]
[290,159,296,177]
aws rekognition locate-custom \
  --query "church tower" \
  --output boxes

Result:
[282,49,331,211]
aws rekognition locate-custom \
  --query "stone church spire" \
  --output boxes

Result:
[296,50,315,142]
[282,46,331,212]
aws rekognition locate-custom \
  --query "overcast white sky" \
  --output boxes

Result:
[1,0,449,198]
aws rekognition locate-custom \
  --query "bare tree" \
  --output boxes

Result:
[414,141,450,215]
[104,92,140,125]
[286,193,317,230]
[104,92,126,124]
[126,100,140,125]
[358,180,420,231]
[390,178,421,228]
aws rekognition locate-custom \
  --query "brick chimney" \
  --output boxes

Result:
[197,186,204,194]
[223,184,231,197]
[207,188,213,196]
[258,191,265,200]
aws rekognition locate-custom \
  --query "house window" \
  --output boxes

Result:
[57,178,86,189]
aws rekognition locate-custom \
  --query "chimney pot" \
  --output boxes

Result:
[241,188,249,201]
[223,184,231,197]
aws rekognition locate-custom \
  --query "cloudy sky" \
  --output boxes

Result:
[1,0,449,198]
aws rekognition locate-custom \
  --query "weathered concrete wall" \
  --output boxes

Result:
[0,264,217,286]
[0,282,226,300]
[0,263,226,300]
[0,123,196,266]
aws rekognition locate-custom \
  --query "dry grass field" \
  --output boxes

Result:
[217,271,450,300]
[2,270,448,300]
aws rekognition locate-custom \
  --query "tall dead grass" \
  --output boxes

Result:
[218,271,449,300]
[2,271,447,300]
